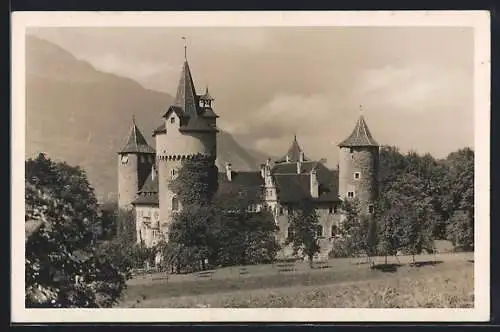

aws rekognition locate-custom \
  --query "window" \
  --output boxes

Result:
[331,225,338,237]
[328,206,333,214]
[347,191,355,198]
[121,155,128,164]
[170,117,175,124]
[170,168,177,179]
[152,229,158,238]
[287,227,293,239]
[172,196,179,211]
[354,172,360,180]
[350,148,354,154]
[316,225,323,238]
[279,207,284,216]
[368,205,374,214]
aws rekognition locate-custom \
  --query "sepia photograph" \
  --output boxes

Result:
[12,11,490,322]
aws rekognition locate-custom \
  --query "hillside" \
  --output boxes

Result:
[25,35,270,201]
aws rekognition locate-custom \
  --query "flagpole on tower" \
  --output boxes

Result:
[182,36,187,60]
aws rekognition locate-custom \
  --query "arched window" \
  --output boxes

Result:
[172,196,179,211]
[170,168,177,179]
[331,225,338,237]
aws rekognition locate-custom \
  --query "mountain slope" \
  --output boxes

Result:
[25,35,269,201]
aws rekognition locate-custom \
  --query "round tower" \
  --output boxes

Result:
[338,115,379,215]
[117,118,156,210]
[154,60,218,234]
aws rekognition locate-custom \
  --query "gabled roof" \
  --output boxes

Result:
[276,135,310,163]
[338,115,379,148]
[119,120,156,154]
[272,161,340,203]
[217,171,264,202]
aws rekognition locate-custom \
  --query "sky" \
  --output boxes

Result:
[29,26,474,165]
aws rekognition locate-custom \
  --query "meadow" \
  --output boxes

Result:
[118,252,474,308]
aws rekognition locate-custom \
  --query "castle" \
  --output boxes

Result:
[117,58,380,259]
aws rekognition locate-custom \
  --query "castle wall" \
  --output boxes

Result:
[155,116,217,239]
[135,205,161,247]
[275,204,342,259]
[156,115,216,157]
[118,154,138,210]
[338,146,379,213]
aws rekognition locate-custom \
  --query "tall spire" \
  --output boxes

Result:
[174,59,199,119]
[338,114,379,148]
[119,119,155,154]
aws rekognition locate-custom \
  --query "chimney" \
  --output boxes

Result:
[225,163,232,182]
[260,164,266,178]
[296,161,301,174]
[285,155,290,163]
[310,166,319,198]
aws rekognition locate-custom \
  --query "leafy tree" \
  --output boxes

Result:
[337,198,378,265]
[25,153,127,308]
[166,157,279,271]
[169,155,219,206]
[285,198,321,267]
[375,192,404,264]
[116,208,137,244]
[392,173,437,263]
[440,148,474,244]
[99,201,118,240]
[446,210,474,251]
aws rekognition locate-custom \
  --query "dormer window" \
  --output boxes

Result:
[170,117,175,124]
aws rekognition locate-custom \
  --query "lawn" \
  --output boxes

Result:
[118,252,474,308]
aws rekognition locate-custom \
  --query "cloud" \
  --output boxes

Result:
[85,52,176,80]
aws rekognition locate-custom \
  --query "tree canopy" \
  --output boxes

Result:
[25,153,128,307]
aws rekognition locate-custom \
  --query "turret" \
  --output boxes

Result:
[338,115,379,215]
[117,118,155,210]
[153,59,219,233]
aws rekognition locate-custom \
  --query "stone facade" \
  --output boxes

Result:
[117,59,380,255]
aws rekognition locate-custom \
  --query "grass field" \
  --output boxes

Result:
[118,252,474,308]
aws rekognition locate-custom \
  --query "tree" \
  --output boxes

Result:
[446,210,474,251]
[25,153,127,307]
[392,173,437,264]
[440,148,474,244]
[337,198,378,266]
[168,155,219,206]
[375,192,404,265]
[286,198,321,267]
[166,157,279,271]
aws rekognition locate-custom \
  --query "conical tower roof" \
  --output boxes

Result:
[119,119,155,154]
[174,60,200,119]
[276,135,310,163]
[200,86,214,101]
[338,115,378,147]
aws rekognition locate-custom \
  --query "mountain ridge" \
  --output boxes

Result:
[25,35,271,202]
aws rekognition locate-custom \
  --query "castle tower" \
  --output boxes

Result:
[154,59,219,233]
[338,115,379,215]
[117,118,156,210]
